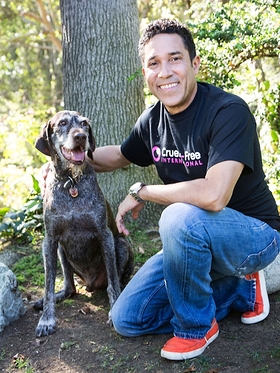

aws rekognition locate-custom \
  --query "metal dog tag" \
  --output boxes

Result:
[69,187,78,198]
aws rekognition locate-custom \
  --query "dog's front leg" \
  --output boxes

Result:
[35,236,58,337]
[55,243,76,300]
[100,229,122,323]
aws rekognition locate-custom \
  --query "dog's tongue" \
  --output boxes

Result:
[71,149,85,162]
[62,147,85,163]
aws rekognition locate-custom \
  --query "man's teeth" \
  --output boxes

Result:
[160,83,177,89]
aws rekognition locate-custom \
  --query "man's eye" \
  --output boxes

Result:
[148,61,157,67]
[171,56,181,62]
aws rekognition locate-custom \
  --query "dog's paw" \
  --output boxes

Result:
[36,316,56,337]
[106,310,113,326]
[33,297,44,310]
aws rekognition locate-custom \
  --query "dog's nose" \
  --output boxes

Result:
[74,132,87,145]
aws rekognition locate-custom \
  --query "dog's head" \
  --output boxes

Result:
[35,111,95,165]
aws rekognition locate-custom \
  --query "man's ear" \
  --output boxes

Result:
[192,55,200,74]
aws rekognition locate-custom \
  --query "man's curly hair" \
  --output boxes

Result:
[139,19,196,63]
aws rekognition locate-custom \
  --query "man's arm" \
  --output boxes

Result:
[88,145,131,172]
[116,160,244,235]
[140,160,244,211]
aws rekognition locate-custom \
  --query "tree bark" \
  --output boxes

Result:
[60,0,163,226]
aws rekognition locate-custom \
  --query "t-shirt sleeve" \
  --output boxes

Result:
[121,115,153,167]
[207,102,256,174]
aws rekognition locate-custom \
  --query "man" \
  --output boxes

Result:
[43,19,280,360]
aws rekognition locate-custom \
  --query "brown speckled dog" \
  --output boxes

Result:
[34,110,134,337]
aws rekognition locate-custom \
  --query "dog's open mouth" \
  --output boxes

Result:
[61,146,85,164]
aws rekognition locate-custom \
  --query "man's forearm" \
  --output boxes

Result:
[88,145,131,172]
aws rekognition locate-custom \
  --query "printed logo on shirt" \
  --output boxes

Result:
[152,146,203,167]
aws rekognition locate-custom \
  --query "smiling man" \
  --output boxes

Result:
[86,19,280,360]
[141,32,200,114]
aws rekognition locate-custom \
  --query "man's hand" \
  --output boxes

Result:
[116,195,145,236]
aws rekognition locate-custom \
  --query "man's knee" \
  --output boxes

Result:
[159,203,202,234]
[111,301,129,337]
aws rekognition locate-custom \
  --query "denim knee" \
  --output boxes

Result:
[160,203,182,230]
[159,203,201,236]
[110,300,130,336]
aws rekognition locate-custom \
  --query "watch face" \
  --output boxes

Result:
[130,182,141,194]
[129,182,145,202]
[134,182,142,190]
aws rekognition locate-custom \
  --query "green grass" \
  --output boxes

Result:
[127,222,161,264]
[270,346,280,359]
[13,354,36,372]
[0,348,6,361]
[12,253,44,290]
[247,345,280,373]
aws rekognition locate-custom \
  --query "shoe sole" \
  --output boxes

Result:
[241,270,270,324]
[160,329,219,360]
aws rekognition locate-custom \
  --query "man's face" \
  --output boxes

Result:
[142,33,200,115]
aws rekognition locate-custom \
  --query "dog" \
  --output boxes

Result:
[34,110,134,337]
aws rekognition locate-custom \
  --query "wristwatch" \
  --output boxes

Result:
[129,182,146,203]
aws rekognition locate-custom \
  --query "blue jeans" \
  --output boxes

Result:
[111,203,280,339]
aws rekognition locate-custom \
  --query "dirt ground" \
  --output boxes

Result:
[0,279,280,373]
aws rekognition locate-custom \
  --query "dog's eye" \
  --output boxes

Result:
[80,121,88,128]
[59,120,67,126]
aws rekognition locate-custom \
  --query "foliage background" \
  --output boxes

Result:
[0,0,279,236]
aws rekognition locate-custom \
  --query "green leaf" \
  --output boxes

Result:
[0,207,9,218]
[271,130,279,142]
[31,174,41,194]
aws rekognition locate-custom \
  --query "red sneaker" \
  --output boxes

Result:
[241,270,270,324]
[160,319,219,360]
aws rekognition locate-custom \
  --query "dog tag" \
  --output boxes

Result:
[69,187,78,198]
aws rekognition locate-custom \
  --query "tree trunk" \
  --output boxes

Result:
[60,0,163,226]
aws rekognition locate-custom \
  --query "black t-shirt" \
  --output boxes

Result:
[121,82,280,230]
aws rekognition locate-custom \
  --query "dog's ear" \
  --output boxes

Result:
[35,121,52,156]
[87,149,93,160]
[87,125,96,159]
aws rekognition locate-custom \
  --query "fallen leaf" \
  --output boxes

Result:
[183,362,196,372]
[59,341,77,350]
[79,305,91,314]
[35,338,48,347]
